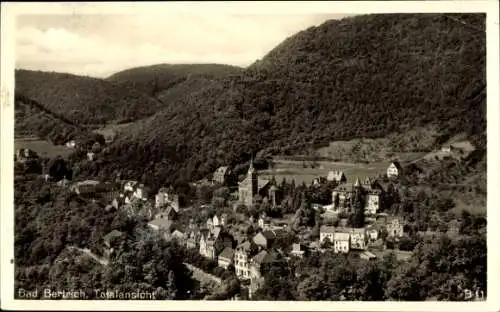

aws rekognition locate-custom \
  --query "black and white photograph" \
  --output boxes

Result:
[1,1,499,311]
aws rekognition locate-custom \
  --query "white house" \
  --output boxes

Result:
[365,192,381,215]
[387,162,402,178]
[327,170,347,184]
[333,232,350,253]
[441,145,452,153]
[387,217,404,238]
[213,215,220,227]
[348,228,367,250]
[234,241,253,280]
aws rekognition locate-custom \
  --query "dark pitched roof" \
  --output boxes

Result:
[258,178,270,191]
[391,161,403,169]
[218,247,234,259]
[251,250,276,265]
[260,230,277,240]
[164,205,178,216]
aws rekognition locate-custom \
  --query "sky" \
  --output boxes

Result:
[15,13,352,78]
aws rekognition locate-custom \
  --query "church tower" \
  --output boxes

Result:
[239,155,259,207]
[353,177,361,191]
[248,156,259,200]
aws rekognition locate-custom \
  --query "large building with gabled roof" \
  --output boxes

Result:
[331,176,383,215]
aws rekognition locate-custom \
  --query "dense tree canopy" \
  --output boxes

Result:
[14,94,96,145]
[14,179,196,300]
[74,13,486,191]
[107,63,242,98]
[15,69,164,124]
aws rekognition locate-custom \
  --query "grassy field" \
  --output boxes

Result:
[15,137,74,159]
[259,159,390,185]
[315,127,438,163]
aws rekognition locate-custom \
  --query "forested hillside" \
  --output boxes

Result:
[14,179,196,300]
[14,94,96,145]
[15,69,164,124]
[90,13,485,191]
[107,63,242,98]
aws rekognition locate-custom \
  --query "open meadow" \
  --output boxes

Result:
[15,137,74,159]
[259,159,391,185]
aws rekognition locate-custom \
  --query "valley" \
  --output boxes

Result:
[11,12,487,303]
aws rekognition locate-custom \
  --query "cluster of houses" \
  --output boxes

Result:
[18,135,471,299]
[52,174,182,225]
[40,150,461,299]
[318,215,405,259]
[64,139,106,162]
[176,160,407,296]
[163,207,288,297]
[40,152,412,297]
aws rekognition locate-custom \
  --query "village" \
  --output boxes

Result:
[8,9,489,305]
[14,140,468,299]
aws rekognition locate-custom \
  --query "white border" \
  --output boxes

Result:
[1,1,499,311]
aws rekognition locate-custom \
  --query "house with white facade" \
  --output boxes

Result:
[234,241,257,280]
[333,232,350,253]
[327,170,347,184]
[387,161,403,178]
[348,228,367,250]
